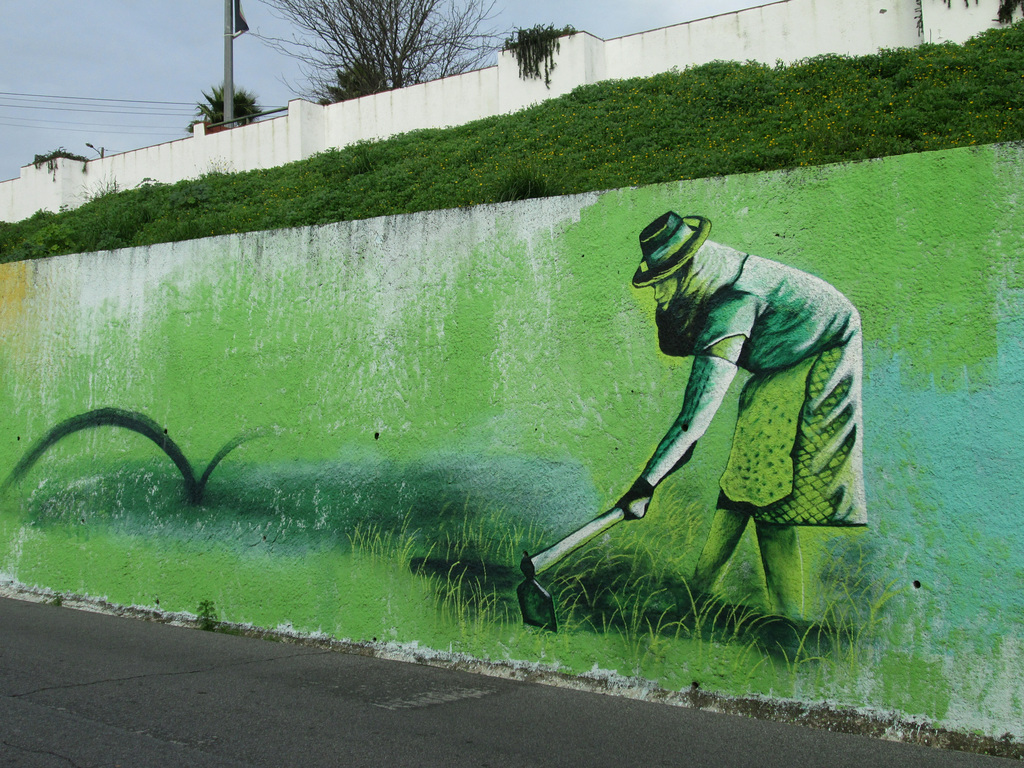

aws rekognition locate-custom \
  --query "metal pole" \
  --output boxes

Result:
[224,0,234,125]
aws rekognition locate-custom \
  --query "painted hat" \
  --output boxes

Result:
[632,212,711,287]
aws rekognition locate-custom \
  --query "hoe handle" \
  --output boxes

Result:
[523,507,626,576]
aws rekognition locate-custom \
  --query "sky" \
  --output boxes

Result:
[0,1,758,184]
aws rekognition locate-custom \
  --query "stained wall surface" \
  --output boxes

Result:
[2,142,1023,737]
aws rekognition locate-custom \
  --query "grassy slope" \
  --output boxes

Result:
[2,22,1023,262]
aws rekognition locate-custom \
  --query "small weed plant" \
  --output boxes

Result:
[197,599,218,631]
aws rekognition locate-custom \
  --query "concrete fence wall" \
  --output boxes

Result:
[0,0,1016,223]
[3,142,1024,740]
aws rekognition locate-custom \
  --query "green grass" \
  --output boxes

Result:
[2,22,1024,263]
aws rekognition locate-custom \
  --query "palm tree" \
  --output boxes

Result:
[188,85,261,133]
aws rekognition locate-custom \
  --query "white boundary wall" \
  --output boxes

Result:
[1,0,1016,223]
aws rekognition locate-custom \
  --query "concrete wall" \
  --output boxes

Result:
[3,142,1024,740]
[603,0,920,79]
[921,0,1015,43]
[3,0,1017,223]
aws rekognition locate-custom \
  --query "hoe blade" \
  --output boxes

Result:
[517,577,556,632]
[515,508,626,631]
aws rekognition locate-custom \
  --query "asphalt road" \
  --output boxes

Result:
[0,596,1014,767]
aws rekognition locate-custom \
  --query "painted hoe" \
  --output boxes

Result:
[518,507,627,631]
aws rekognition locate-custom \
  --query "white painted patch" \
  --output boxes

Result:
[371,685,496,710]
[0,525,37,576]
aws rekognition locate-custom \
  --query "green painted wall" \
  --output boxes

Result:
[2,142,1023,737]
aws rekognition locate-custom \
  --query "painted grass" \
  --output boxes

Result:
[338,479,902,698]
[1,455,900,701]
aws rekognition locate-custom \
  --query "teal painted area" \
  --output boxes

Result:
[2,143,1024,736]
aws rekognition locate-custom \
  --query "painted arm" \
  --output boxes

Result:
[616,335,745,519]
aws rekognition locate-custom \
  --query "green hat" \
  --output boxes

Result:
[632,212,711,287]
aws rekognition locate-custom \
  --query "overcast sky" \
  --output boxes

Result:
[0,1,757,184]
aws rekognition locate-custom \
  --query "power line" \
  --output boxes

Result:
[0,114,184,130]
[0,102,194,116]
[0,97,194,114]
[0,92,286,113]
[0,94,190,109]
[0,90,196,106]
[0,121,183,137]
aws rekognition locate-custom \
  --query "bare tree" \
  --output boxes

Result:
[256,0,500,102]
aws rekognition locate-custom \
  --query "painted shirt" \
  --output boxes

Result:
[677,242,861,370]
[649,240,866,525]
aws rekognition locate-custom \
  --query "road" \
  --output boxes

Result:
[0,596,1014,767]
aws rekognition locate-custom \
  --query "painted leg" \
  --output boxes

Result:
[754,521,804,619]
[690,506,749,594]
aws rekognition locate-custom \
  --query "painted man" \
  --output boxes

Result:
[613,212,866,618]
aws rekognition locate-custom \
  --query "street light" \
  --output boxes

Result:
[224,0,249,125]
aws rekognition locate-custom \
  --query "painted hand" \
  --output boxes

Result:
[616,477,654,520]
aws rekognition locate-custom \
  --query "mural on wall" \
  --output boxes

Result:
[0,212,878,657]
[520,212,866,631]
[4,143,1024,738]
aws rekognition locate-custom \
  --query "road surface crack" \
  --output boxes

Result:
[2,738,88,767]
[10,649,331,699]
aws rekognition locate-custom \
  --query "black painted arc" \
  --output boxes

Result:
[196,429,259,498]
[2,407,201,504]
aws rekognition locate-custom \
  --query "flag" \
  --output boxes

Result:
[234,0,249,36]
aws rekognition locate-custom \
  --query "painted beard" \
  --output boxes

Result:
[655,292,707,358]
[651,243,745,358]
